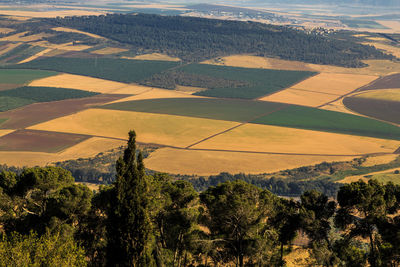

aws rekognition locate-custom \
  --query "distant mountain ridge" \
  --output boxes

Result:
[250,0,400,6]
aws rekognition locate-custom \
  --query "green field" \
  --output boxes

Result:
[0,96,34,112]
[0,69,57,84]
[362,172,400,185]
[0,44,47,64]
[103,98,400,141]
[180,64,316,99]
[251,106,400,141]
[102,98,288,122]
[12,57,180,83]
[0,86,98,112]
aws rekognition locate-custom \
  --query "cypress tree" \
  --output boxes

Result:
[107,130,154,266]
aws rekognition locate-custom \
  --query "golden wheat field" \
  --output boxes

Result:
[28,109,240,148]
[131,53,181,62]
[363,42,400,58]
[191,123,400,155]
[108,88,203,103]
[0,31,51,42]
[259,88,336,107]
[28,73,152,95]
[319,98,360,115]
[52,27,105,39]
[377,20,400,33]
[0,137,125,167]
[144,147,355,175]
[340,167,400,184]
[290,73,378,95]
[18,48,53,64]
[0,129,14,138]
[361,154,399,167]
[0,9,104,18]
[91,47,129,55]
[0,43,21,56]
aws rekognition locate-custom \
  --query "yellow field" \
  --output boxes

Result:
[91,47,128,55]
[28,109,239,148]
[290,73,378,95]
[0,27,14,34]
[192,123,400,155]
[202,55,400,76]
[377,20,400,33]
[367,37,389,42]
[175,85,207,93]
[0,9,104,18]
[363,42,400,58]
[260,88,336,107]
[0,137,124,167]
[52,27,105,39]
[0,31,51,42]
[18,48,52,64]
[353,89,400,102]
[31,40,92,51]
[144,147,354,176]
[319,98,359,115]
[108,88,202,103]
[131,53,181,62]
[362,154,399,167]
[0,129,14,137]
[28,73,151,94]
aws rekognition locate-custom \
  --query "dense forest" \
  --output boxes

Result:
[45,13,393,66]
[1,130,400,266]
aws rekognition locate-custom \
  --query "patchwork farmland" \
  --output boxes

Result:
[0,17,399,177]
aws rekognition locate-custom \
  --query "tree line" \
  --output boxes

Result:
[46,13,393,67]
[1,131,400,266]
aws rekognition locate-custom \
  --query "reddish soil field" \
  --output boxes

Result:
[0,129,90,153]
[361,73,400,91]
[0,94,126,129]
[343,97,400,124]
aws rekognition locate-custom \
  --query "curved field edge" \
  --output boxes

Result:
[101,98,400,141]
[343,97,400,125]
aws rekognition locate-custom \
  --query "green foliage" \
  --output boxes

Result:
[0,96,34,112]
[47,13,393,66]
[182,64,316,99]
[0,86,98,112]
[102,97,287,122]
[200,180,278,266]
[0,231,87,266]
[252,105,400,140]
[106,130,154,266]
[12,57,180,83]
[0,69,57,84]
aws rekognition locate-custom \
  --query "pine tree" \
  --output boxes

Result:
[106,130,154,266]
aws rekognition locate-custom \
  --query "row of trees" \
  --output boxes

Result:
[1,131,400,266]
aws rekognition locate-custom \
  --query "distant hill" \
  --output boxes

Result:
[249,0,400,6]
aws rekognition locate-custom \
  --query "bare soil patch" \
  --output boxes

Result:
[0,94,126,129]
[0,129,89,153]
[361,73,400,91]
[92,47,128,55]
[131,53,181,61]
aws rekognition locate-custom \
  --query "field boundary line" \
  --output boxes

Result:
[184,105,288,149]
[255,71,319,100]
[289,87,342,96]
[316,75,382,108]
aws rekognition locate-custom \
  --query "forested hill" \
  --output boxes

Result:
[46,13,393,66]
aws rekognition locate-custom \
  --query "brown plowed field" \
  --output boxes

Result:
[0,94,126,129]
[343,97,400,124]
[0,129,89,153]
[361,73,400,91]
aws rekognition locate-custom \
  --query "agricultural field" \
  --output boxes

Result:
[103,98,400,141]
[180,64,316,99]
[144,147,355,176]
[0,129,89,153]
[28,109,240,148]
[343,96,400,124]
[12,57,180,83]
[360,73,400,91]
[0,69,57,84]
[0,86,98,112]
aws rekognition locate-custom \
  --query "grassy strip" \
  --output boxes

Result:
[11,57,180,83]
[102,98,287,122]
[0,69,57,84]
[0,96,35,112]
[251,105,400,141]
[0,86,98,103]
[180,64,316,99]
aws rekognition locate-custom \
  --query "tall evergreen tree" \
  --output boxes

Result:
[106,130,154,266]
